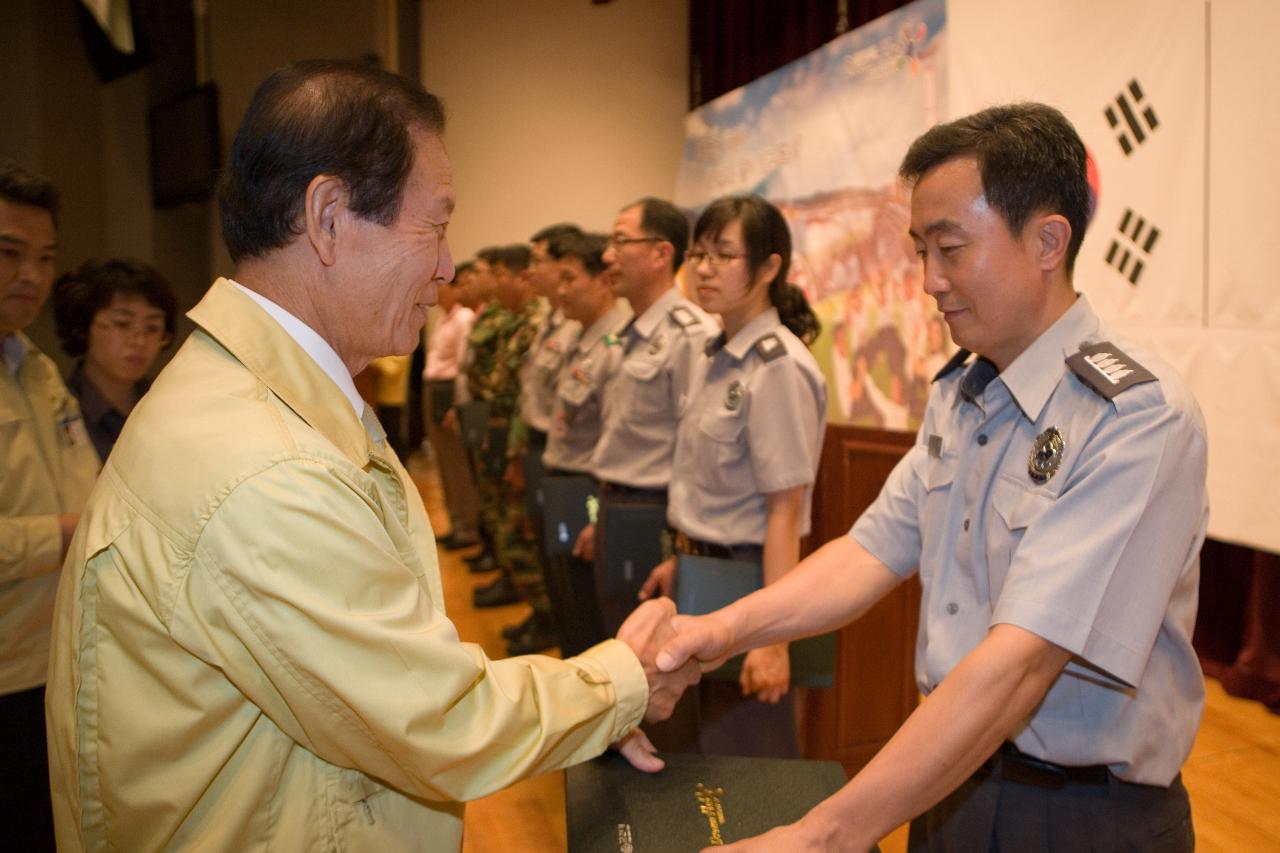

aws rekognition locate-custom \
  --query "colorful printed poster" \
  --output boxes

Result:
[675,0,948,429]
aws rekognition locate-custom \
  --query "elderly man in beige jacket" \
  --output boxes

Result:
[45,60,695,852]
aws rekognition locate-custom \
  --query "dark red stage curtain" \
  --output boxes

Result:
[1195,539,1280,713]
[689,0,910,108]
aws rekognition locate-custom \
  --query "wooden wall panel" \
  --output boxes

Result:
[801,425,920,775]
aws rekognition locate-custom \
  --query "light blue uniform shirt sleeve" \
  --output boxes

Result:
[747,356,824,494]
[849,440,929,579]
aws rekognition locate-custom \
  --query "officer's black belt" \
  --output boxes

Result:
[977,741,1110,789]
[673,532,763,562]
[599,481,667,498]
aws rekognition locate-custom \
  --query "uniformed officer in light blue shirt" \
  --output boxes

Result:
[577,198,715,637]
[540,231,633,657]
[654,104,1206,852]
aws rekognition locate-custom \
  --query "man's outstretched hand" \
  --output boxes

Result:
[617,598,700,723]
[654,612,737,678]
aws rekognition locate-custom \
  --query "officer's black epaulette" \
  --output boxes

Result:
[754,333,787,363]
[932,348,971,382]
[1066,341,1157,400]
[669,305,699,331]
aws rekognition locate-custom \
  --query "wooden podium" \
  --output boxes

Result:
[798,425,921,775]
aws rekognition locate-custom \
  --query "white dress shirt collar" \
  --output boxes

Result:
[230,280,364,417]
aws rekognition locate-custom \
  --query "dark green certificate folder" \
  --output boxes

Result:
[456,400,489,450]
[599,502,666,599]
[674,554,837,689]
[566,751,863,852]
[541,475,596,556]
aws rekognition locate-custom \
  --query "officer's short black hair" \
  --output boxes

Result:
[0,159,59,226]
[530,223,581,245]
[555,232,608,276]
[494,243,532,272]
[899,102,1092,273]
[626,197,689,273]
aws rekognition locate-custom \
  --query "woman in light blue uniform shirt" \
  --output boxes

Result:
[641,195,828,757]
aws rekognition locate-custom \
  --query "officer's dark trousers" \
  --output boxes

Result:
[908,751,1194,853]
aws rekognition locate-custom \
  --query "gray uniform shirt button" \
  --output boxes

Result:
[946,602,959,615]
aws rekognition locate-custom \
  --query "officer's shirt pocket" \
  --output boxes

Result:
[622,358,667,420]
[921,449,959,536]
[988,475,1055,590]
[695,407,749,494]
[558,374,592,425]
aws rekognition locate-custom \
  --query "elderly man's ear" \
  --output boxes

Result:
[304,174,347,267]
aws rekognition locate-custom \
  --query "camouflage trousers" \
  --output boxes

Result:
[475,446,549,616]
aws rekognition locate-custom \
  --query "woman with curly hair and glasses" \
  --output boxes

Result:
[52,258,177,462]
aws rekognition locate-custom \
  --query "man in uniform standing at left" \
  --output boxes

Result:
[0,160,100,852]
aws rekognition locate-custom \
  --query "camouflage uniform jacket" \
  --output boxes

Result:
[464,302,511,403]
[487,299,545,425]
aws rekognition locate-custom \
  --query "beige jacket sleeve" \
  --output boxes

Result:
[170,455,647,803]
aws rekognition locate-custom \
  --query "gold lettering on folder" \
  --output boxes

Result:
[694,783,726,846]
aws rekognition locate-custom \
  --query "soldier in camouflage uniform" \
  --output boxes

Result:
[455,251,508,576]
[470,246,551,631]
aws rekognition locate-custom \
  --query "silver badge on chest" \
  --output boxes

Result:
[1028,427,1064,483]
[724,380,744,411]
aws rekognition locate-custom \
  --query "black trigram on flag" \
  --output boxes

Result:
[1105,80,1160,155]
[1105,208,1160,285]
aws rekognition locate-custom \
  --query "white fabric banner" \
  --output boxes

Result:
[950,0,1278,552]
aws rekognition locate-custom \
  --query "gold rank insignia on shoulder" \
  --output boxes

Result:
[725,380,744,411]
[1028,427,1064,483]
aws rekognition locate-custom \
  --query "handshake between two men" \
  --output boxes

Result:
[609,595,743,772]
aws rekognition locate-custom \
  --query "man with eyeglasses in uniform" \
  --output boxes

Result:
[0,159,100,852]
[576,198,715,635]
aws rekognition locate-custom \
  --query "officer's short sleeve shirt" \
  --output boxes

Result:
[851,295,1208,785]
[667,308,828,545]
[542,300,633,475]
[591,287,715,489]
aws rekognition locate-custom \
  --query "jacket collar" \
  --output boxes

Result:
[998,293,1100,423]
[187,278,373,466]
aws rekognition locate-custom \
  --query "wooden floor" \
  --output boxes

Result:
[406,451,1280,852]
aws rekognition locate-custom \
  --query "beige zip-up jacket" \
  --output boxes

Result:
[46,279,647,851]
[1,333,99,696]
